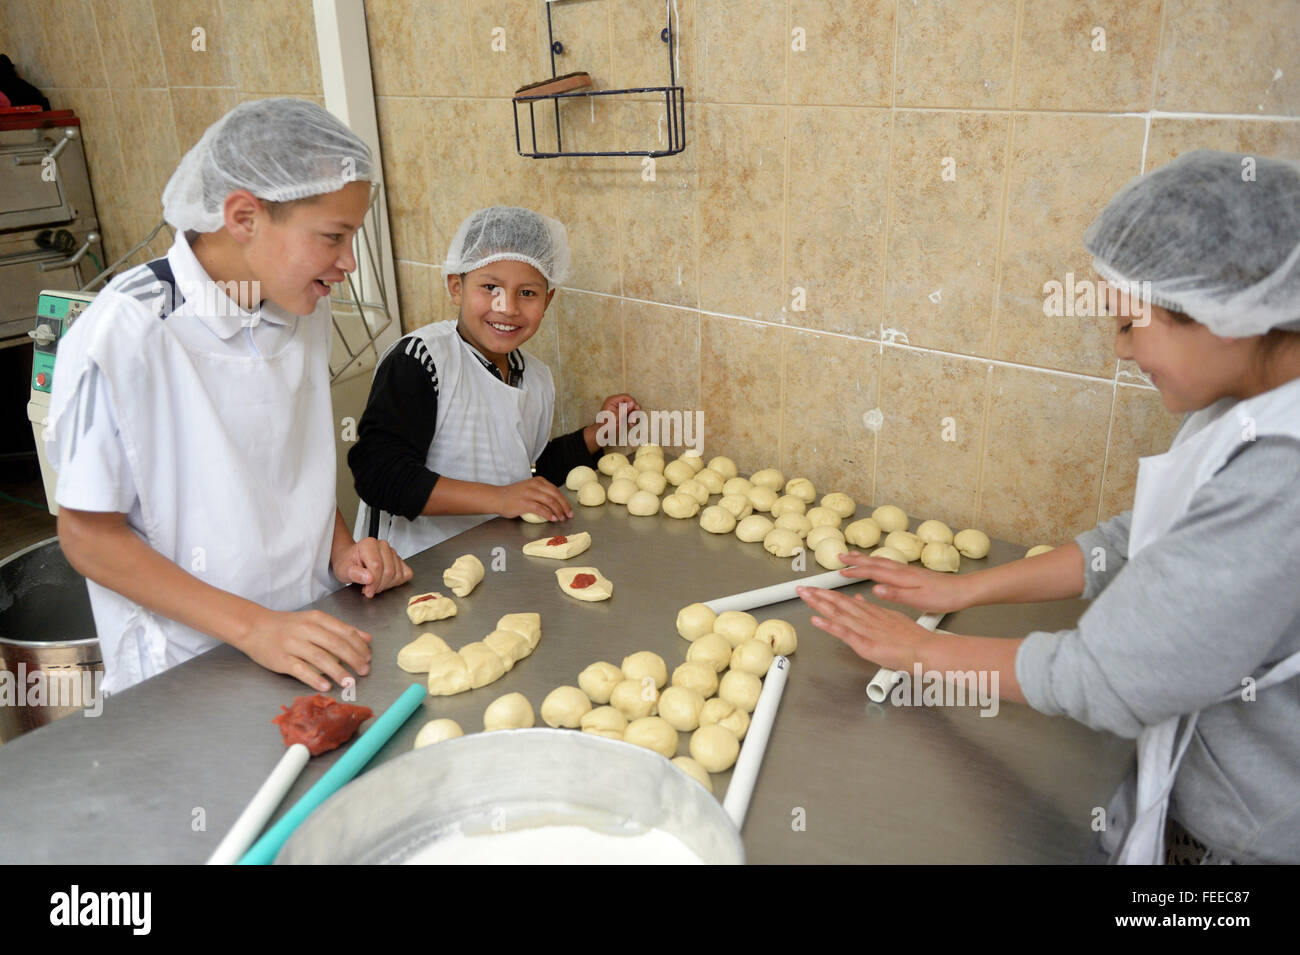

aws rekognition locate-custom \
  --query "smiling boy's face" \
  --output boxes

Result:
[447,259,555,364]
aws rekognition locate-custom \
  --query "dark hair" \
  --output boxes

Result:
[260,195,320,221]
[1167,307,1300,373]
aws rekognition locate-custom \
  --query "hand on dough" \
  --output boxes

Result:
[796,586,934,672]
[334,536,413,598]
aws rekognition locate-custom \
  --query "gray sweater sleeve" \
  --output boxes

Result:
[1016,435,1300,739]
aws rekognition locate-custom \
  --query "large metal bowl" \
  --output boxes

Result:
[276,728,744,864]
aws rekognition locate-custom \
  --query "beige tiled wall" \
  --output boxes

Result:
[9,0,1298,545]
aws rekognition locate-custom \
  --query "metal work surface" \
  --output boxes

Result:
[0,495,1133,863]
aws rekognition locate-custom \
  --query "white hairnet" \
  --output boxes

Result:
[443,206,570,287]
[161,98,376,233]
[1084,150,1300,337]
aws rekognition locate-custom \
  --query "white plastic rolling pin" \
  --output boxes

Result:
[206,743,310,865]
[864,612,946,703]
[703,569,856,615]
[722,655,789,829]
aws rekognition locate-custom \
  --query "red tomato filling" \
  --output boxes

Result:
[570,573,596,589]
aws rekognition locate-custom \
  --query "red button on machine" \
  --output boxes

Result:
[36,373,47,387]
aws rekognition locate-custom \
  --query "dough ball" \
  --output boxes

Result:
[597,451,630,476]
[459,641,508,688]
[686,632,733,672]
[483,628,531,667]
[871,504,909,533]
[672,756,714,793]
[884,529,923,562]
[699,697,750,740]
[699,505,736,534]
[844,517,883,549]
[718,669,763,712]
[754,618,798,655]
[626,490,661,516]
[397,632,453,673]
[707,456,739,480]
[622,650,668,688]
[784,477,817,503]
[1026,544,1054,557]
[635,470,667,495]
[556,566,614,600]
[676,602,717,641]
[714,610,759,646]
[750,468,785,492]
[609,678,658,720]
[520,512,548,524]
[814,539,847,570]
[443,553,485,597]
[483,692,535,730]
[633,454,665,473]
[916,519,954,545]
[414,719,464,749]
[426,650,472,696]
[805,506,842,529]
[690,725,741,773]
[540,685,592,728]
[578,661,624,703]
[805,525,846,552]
[870,545,908,563]
[657,686,707,732]
[565,465,599,491]
[954,528,991,559]
[663,459,695,486]
[717,493,754,521]
[661,493,700,519]
[581,705,628,740]
[671,661,719,698]
[763,527,804,557]
[633,443,663,459]
[694,468,725,495]
[680,452,705,473]
[774,512,813,539]
[606,477,638,504]
[746,486,778,512]
[612,464,638,482]
[722,476,754,497]
[769,495,807,519]
[577,481,606,506]
[730,638,775,677]
[496,612,541,650]
[677,479,710,505]
[921,541,961,573]
[624,717,679,758]
[406,592,457,625]
[735,514,775,542]
[820,492,856,519]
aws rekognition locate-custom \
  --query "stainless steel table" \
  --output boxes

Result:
[0,495,1133,863]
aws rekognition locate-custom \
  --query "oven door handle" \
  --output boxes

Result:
[38,232,99,272]
[11,128,79,166]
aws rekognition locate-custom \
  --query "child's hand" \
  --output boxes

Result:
[494,476,573,521]
[240,609,373,692]
[836,552,975,614]
[333,537,413,598]
[796,586,934,670]
[585,393,640,453]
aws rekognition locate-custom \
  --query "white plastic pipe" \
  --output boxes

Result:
[722,655,789,829]
[703,569,856,615]
[206,744,311,865]
[865,612,946,703]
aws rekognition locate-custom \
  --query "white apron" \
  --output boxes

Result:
[1106,376,1300,864]
[49,291,338,694]
[354,322,553,560]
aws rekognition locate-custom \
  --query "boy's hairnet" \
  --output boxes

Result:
[443,206,570,287]
[1083,150,1300,338]
[162,98,376,233]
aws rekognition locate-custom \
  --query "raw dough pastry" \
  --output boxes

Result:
[749,468,785,491]
[565,465,599,491]
[687,633,734,672]
[916,519,954,545]
[443,554,485,597]
[718,670,763,712]
[484,692,535,730]
[763,527,804,557]
[690,725,740,773]
[774,512,813,539]
[735,514,775,542]
[406,592,457,625]
[484,628,531,668]
[954,528,991,559]
[662,493,700,519]
[663,459,695,486]
[920,541,960,573]
[820,492,856,519]
[634,443,664,459]
[672,756,714,793]
[414,718,463,749]
[556,566,614,601]
[871,504,909,533]
[707,456,739,480]
[699,505,736,534]
[597,451,630,476]
[612,464,638,482]
[577,481,606,506]
[635,470,667,495]
[522,531,592,559]
[814,539,847,570]
[784,477,816,503]
[714,610,759,646]
[609,678,658,720]
[426,650,472,696]
[460,641,507,688]
[694,468,725,495]
[884,530,923,562]
[580,705,627,740]
[578,661,625,703]
[496,612,541,650]
[731,638,775,677]
[1026,544,1054,558]
[754,619,797,655]
[541,686,592,728]
[805,525,846,551]
[633,455,665,473]
[626,490,661,516]
[745,486,778,512]
[806,506,841,529]
[397,632,453,673]
[520,512,548,524]
[677,479,709,506]
[870,545,908,563]
[844,517,883,549]
[671,661,719,698]
[717,494,753,521]
[699,697,750,740]
[769,495,807,519]
[623,716,679,758]
[607,477,638,503]
[680,452,705,473]
[676,602,717,641]
[722,476,754,497]
[657,686,706,732]
[622,650,668,688]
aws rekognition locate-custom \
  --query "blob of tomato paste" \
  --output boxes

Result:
[570,573,597,589]
[272,694,374,756]
[547,535,568,546]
